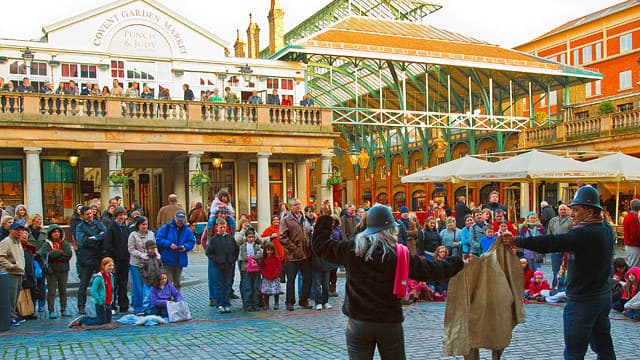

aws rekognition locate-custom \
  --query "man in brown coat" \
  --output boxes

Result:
[156,194,182,229]
[279,198,313,311]
[0,222,27,326]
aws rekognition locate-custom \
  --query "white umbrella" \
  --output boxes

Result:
[457,150,619,212]
[401,156,491,183]
[586,152,640,224]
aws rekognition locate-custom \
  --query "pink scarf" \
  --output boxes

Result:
[393,243,410,299]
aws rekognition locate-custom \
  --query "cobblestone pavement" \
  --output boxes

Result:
[1,252,638,359]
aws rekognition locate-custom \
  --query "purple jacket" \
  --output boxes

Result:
[150,283,183,308]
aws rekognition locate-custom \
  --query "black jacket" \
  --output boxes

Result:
[312,215,463,323]
[539,206,556,228]
[103,220,131,261]
[418,228,442,254]
[76,219,107,267]
[516,222,614,301]
[454,201,472,229]
[206,233,239,269]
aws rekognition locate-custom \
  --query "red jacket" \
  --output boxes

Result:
[528,279,551,295]
[523,267,534,291]
[261,255,282,281]
[623,211,640,247]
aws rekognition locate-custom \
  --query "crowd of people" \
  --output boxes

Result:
[0,76,317,107]
[1,185,639,358]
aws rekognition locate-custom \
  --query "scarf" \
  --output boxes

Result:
[573,213,602,229]
[102,272,113,305]
[20,238,36,255]
[393,243,410,299]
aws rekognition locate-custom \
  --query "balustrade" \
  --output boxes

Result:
[0,92,329,132]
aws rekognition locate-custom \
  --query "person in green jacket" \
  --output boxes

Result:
[69,257,115,327]
[37,224,73,319]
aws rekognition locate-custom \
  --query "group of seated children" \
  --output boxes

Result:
[611,258,640,320]
[69,241,182,327]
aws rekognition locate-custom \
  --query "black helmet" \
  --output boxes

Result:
[569,185,602,210]
[364,205,397,235]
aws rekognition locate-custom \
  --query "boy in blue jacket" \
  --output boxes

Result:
[155,210,195,291]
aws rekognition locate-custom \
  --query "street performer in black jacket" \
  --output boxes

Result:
[312,204,463,359]
[500,185,615,360]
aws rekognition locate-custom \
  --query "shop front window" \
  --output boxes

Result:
[42,160,77,225]
[0,160,24,212]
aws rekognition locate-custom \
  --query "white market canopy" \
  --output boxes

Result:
[456,150,619,182]
[585,152,640,181]
[401,156,491,183]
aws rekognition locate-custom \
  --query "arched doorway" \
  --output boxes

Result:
[412,190,426,211]
[376,192,388,205]
[393,191,406,211]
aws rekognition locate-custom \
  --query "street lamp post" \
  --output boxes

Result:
[21,47,34,76]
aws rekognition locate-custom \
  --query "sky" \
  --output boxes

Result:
[0,0,626,49]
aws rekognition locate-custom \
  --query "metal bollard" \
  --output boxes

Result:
[0,271,9,331]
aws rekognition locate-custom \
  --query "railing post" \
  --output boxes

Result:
[106,98,122,118]
[556,122,566,142]
[22,94,39,114]
[187,101,201,121]
[256,106,270,124]
[601,114,612,136]
[320,108,332,129]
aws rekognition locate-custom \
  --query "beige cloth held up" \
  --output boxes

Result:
[442,241,525,357]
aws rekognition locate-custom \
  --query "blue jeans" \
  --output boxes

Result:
[551,253,563,288]
[129,266,144,313]
[240,271,261,310]
[563,297,616,360]
[36,275,46,309]
[208,259,217,301]
[142,284,151,312]
[82,304,112,326]
[313,270,330,305]
[213,265,234,307]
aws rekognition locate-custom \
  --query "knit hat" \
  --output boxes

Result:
[399,206,409,214]
[144,240,157,249]
[533,271,544,278]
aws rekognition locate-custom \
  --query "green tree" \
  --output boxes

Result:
[598,100,615,115]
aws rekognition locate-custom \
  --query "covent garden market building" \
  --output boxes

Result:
[0,0,602,231]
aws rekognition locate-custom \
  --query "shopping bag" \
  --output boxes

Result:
[166,301,192,323]
[246,255,260,273]
[17,288,35,317]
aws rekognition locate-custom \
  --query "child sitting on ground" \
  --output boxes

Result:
[430,245,449,301]
[613,267,640,312]
[521,258,534,291]
[524,271,551,301]
[260,242,282,310]
[150,271,183,318]
[479,226,496,255]
[139,240,163,314]
[69,257,115,327]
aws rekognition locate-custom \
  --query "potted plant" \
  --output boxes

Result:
[108,170,130,187]
[326,171,342,187]
[190,168,210,188]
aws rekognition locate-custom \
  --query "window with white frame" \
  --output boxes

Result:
[539,93,546,107]
[594,80,601,96]
[582,46,592,63]
[595,42,602,60]
[559,53,566,64]
[9,61,47,76]
[111,60,125,79]
[619,70,632,90]
[549,91,557,106]
[522,97,528,111]
[573,49,580,65]
[620,33,632,52]
[61,63,97,79]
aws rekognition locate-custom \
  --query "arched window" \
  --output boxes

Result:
[393,191,406,211]
[412,190,426,211]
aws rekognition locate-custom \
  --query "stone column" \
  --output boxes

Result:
[236,159,250,217]
[296,160,308,206]
[320,150,334,208]
[107,150,125,200]
[257,152,272,232]
[520,182,530,219]
[173,155,186,208]
[24,147,43,216]
[187,151,204,207]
